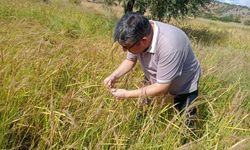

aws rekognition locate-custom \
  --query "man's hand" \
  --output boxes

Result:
[111,88,128,100]
[104,75,117,89]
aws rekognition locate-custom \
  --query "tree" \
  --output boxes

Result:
[123,0,135,13]
[104,0,214,21]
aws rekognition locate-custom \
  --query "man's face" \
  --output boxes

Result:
[119,22,153,54]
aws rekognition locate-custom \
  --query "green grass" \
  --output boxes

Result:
[0,0,249,149]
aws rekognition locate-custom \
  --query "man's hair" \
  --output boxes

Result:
[113,12,151,46]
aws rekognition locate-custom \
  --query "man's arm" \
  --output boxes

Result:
[104,59,137,89]
[110,59,136,78]
[111,82,170,99]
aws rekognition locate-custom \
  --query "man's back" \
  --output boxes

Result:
[155,21,201,95]
[127,21,201,95]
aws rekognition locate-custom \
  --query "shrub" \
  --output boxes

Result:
[219,15,241,23]
[244,20,250,26]
[201,13,241,23]
[69,0,81,5]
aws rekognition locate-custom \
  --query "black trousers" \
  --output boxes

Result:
[174,90,198,112]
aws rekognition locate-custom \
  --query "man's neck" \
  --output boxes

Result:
[145,22,154,51]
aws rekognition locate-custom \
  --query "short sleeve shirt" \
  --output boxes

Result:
[127,21,201,95]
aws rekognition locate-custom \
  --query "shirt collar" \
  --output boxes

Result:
[146,20,159,54]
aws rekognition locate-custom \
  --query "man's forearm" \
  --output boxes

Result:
[126,83,170,98]
[111,59,136,78]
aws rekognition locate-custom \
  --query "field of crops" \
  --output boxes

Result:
[0,0,249,149]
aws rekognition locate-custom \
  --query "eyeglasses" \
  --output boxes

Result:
[121,40,139,52]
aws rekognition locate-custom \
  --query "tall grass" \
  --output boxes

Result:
[0,0,249,149]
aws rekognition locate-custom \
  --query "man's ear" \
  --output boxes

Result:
[142,37,148,41]
[141,36,151,46]
[141,37,148,44]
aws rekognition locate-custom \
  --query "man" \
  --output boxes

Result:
[104,12,201,118]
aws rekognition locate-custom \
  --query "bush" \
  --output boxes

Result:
[201,13,241,23]
[69,0,81,5]
[244,20,250,26]
[219,15,241,23]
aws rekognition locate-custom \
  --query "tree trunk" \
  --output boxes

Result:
[124,0,135,13]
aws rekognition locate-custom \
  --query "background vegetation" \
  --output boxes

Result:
[102,0,213,21]
[200,1,250,25]
[0,0,249,149]
[244,20,250,26]
[201,13,241,23]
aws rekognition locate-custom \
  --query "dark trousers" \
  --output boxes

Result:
[174,90,198,128]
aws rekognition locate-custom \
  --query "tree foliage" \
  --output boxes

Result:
[105,0,214,21]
